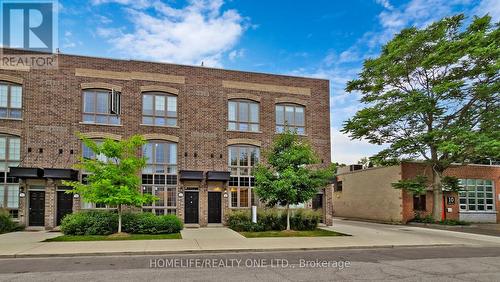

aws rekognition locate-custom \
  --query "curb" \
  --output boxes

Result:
[0,243,465,259]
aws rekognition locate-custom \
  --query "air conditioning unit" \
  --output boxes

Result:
[109,89,121,115]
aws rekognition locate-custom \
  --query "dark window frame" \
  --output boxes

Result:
[275,103,305,135]
[142,91,178,127]
[0,81,23,119]
[228,99,260,132]
[82,89,121,125]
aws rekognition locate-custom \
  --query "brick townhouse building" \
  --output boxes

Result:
[0,49,333,229]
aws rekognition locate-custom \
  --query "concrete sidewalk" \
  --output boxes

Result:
[1,219,499,258]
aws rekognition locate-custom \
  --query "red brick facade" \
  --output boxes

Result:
[402,162,500,223]
[0,49,332,229]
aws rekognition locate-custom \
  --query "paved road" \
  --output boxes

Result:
[0,246,499,281]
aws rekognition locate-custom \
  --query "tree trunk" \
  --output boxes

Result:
[432,169,443,222]
[118,204,122,233]
[286,204,290,231]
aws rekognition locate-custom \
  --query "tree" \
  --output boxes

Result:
[342,14,500,221]
[64,135,156,233]
[253,130,333,230]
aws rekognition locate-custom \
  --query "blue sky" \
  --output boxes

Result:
[57,0,499,164]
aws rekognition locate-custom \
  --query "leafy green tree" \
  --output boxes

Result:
[342,14,500,220]
[64,135,156,233]
[253,130,333,230]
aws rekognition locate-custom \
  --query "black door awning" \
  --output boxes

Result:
[9,167,44,179]
[206,171,230,181]
[43,169,78,180]
[179,170,204,181]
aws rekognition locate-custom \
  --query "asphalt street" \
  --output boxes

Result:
[0,246,499,281]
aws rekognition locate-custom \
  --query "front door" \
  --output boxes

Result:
[208,192,222,223]
[57,191,73,225]
[29,191,45,226]
[184,191,199,224]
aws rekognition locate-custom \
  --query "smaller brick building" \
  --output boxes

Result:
[333,162,500,223]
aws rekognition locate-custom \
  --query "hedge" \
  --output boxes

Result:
[60,210,183,235]
[226,208,321,232]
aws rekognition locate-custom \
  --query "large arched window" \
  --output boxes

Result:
[228,100,259,132]
[0,135,20,218]
[228,145,259,208]
[275,104,305,135]
[142,141,178,215]
[142,92,177,126]
[0,82,22,119]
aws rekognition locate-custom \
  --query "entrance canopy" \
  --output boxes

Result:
[206,171,230,181]
[9,167,78,180]
[179,170,204,181]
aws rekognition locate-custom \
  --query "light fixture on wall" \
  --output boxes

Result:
[223,192,228,198]
[19,192,26,198]
[178,192,183,198]
[73,194,80,199]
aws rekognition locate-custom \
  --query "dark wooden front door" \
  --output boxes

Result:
[208,192,222,224]
[29,191,45,226]
[57,191,73,225]
[184,191,199,224]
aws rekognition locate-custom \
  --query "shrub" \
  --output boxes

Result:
[61,211,183,235]
[412,213,435,224]
[290,209,321,231]
[226,208,321,232]
[122,212,183,234]
[61,210,118,235]
[0,209,23,234]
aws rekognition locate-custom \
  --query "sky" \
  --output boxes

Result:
[57,0,500,164]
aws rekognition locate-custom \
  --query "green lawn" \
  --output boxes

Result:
[45,233,182,242]
[240,228,346,238]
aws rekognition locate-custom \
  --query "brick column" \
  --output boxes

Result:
[44,179,57,230]
[72,194,80,213]
[177,186,185,222]
[18,180,27,226]
[323,185,334,226]
[222,186,230,225]
[199,179,208,227]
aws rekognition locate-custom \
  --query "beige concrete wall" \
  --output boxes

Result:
[333,165,403,223]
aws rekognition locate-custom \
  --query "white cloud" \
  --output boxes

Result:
[374,0,394,10]
[93,0,247,66]
[228,49,245,61]
[331,128,384,164]
[474,0,500,20]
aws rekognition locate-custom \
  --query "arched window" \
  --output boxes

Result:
[228,145,259,208]
[0,82,22,119]
[0,135,20,218]
[275,104,305,135]
[82,89,121,125]
[142,92,177,126]
[228,100,259,132]
[142,141,178,215]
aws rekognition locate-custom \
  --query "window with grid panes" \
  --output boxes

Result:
[142,141,177,215]
[458,179,495,212]
[82,89,121,125]
[228,145,259,208]
[0,135,20,218]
